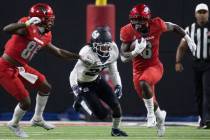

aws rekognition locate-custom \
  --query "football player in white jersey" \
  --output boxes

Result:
[69,27,128,137]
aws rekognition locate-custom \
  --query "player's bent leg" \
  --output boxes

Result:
[7,123,29,138]
[140,80,154,99]
[111,104,128,137]
[8,98,30,126]
[140,80,156,127]
[7,97,30,138]
[92,103,109,120]
[31,80,55,130]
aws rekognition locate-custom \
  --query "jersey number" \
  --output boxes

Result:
[141,41,152,59]
[21,41,41,60]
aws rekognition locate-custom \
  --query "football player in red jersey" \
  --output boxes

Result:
[120,4,196,137]
[0,3,93,138]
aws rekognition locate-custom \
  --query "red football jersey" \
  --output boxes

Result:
[4,17,52,65]
[120,17,167,74]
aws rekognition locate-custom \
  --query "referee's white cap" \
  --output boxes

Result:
[195,3,208,12]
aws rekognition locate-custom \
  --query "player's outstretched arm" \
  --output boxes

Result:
[45,43,80,60]
[45,43,95,65]
[165,22,196,54]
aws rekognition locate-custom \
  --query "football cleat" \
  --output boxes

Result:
[156,110,167,137]
[7,122,29,138]
[111,128,128,137]
[30,119,55,130]
[202,121,210,129]
[147,114,157,128]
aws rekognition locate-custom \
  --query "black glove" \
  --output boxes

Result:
[72,85,82,96]
[114,85,122,99]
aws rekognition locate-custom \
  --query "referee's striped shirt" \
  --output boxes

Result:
[185,22,210,60]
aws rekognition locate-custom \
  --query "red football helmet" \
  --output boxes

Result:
[129,4,151,36]
[29,3,55,31]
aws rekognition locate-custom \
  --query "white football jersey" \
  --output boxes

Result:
[70,42,122,89]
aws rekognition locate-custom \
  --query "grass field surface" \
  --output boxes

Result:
[0,122,209,140]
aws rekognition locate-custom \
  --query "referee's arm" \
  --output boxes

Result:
[175,39,188,72]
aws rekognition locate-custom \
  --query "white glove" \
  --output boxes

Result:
[131,38,147,57]
[80,54,95,66]
[184,34,196,54]
[25,17,41,26]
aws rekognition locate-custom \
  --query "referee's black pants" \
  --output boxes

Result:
[193,61,210,126]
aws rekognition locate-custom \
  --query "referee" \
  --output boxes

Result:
[175,3,210,129]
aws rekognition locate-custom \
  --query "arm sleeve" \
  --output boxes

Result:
[69,46,88,88]
[108,61,122,87]
[69,47,84,88]
[69,66,78,88]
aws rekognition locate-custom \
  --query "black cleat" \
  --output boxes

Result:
[197,123,205,129]
[202,121,210,129]
[111,128,128,137]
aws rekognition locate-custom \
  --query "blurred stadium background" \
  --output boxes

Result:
[0,0,210,128]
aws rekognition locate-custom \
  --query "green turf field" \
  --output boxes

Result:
[0,125,210,140]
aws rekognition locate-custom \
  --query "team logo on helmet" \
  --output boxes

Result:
[91,30,100,39]
[144,7,150,13]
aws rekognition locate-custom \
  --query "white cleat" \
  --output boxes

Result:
[31,119,55,130]
[7,122,29,138]
[147,114,157,128]
[156,110,167,137]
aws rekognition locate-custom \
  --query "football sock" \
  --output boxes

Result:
[10,104,26,125]
[155,107,162,120]
[143,97,154,116]
[33,93,49,121]
[112,117,121,129]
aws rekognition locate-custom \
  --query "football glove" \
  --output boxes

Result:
[72,85,82,96]
[25,17,41,26]
[131,38,147,57]
[114,85,122,99]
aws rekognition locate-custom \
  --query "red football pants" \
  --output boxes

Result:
[0,58,46,101]
[133,63,163,99]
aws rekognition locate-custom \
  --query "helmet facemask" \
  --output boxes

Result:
[40,16,55,32]
[130,16,150,37]
[92,42,112,58]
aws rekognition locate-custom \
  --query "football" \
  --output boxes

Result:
[129,40,137,51]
